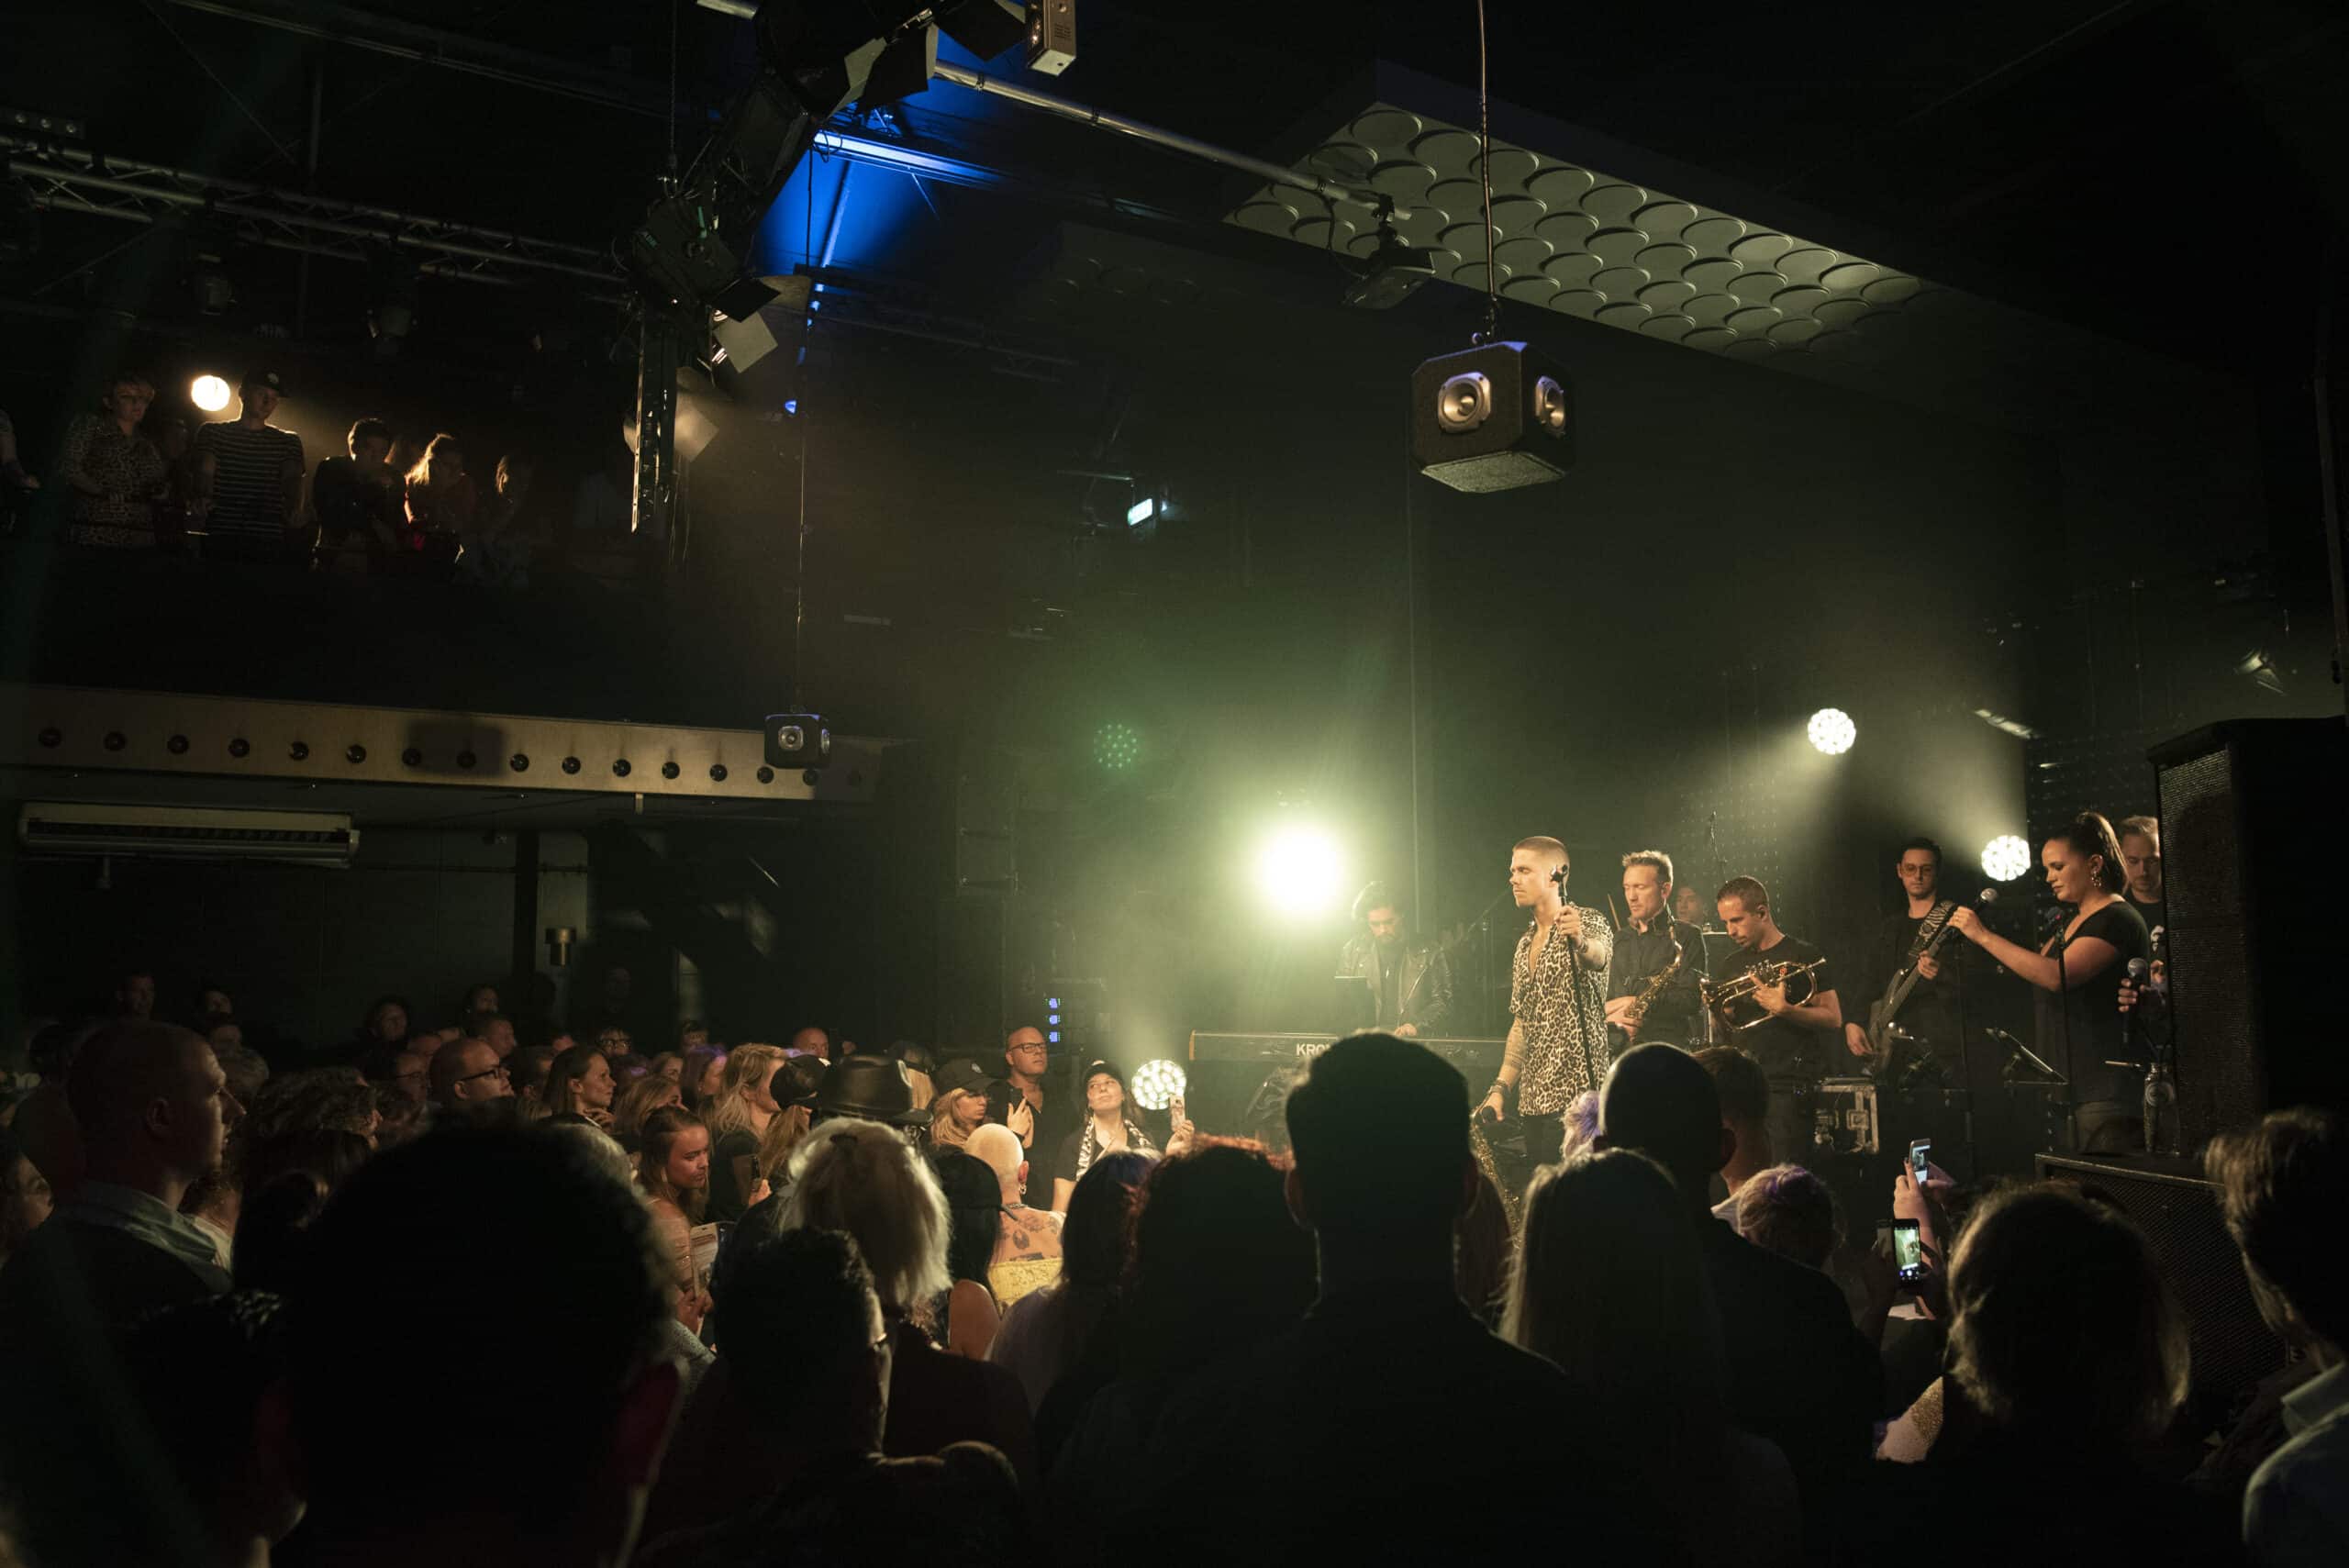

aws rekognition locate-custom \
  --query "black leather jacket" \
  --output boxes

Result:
[1336,934,1455,1036]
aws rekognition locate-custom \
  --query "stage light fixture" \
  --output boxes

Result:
[1093,722,1140,771]
[190,375,231,412]
[1982,835,2031,882]
[1125,495,1156,528]
[1255,824,1344,919]
[1130,1058,1187,1112]
[1806,708,1856,755]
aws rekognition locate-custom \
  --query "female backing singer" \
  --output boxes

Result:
[1947,813,2150,1152]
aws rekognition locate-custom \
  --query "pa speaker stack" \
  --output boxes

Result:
[2150,717,2349,1145]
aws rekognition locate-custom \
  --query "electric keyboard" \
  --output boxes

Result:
[1186,1031,1506,1070]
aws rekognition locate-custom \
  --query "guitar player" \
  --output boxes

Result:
[1843,836,1965,1072]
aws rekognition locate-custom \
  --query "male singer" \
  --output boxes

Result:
[1480,837,1612,1168]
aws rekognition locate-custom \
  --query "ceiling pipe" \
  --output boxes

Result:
[693,0,1397,217]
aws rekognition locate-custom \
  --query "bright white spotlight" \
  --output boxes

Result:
[1130,1059,1187,1111]
[1982,835,2032,882]
[1807,707,1856,755]
[190,375,231,413]
[1255,825,1344,918]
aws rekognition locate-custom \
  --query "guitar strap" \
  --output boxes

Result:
[1901,900,1957,969]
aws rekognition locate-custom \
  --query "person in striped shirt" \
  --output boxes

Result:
[192,371,306,559]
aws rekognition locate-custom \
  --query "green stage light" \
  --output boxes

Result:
[1094,722,1141,772]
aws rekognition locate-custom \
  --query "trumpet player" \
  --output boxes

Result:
[1709,875,1842,1078]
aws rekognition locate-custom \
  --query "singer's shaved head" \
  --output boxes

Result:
[1513,837,1567,873]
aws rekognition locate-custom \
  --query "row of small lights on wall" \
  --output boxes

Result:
[30,727,837,786]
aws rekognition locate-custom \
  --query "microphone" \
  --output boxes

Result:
[2125,957,2150,984]
[1976,888,2000,906]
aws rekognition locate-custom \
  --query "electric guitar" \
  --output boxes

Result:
[1861,902,1964,1062]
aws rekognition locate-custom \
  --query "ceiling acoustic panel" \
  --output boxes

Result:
[1222,99,1958,384]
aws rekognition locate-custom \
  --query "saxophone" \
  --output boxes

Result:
[1620,922,1687,1042]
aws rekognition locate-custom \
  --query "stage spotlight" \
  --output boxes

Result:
[1806,708,1856,755]
[1130,1058,1187,1111]
[1255,825,1343,918]
[1093,722,1140,772]
[1982,835,2031,882]
[190,375,231,413]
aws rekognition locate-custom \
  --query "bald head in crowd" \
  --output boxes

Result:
[967,1123,1027,1200]
[66,1020,239,1207]
[430,1037,511,1111]
[790,1026,832,1062]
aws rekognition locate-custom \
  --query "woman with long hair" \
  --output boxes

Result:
[987,1150,1148,1411]
[704,1043,788,1222]
[679,1044,729,1112]
[1503,1149,1798,1564]
[1948,812,2151,1151]
[1044,1138,1317,1524]
[934,1148,1009,1360]
[782,1119,1037,1485]
[1050,1061,1160,1214]
[928,1060,993,1151]
[637,1106,713,1332]
[613,1072,684,1154]
[1851,1184,2228,1563]
[401,432,476,546]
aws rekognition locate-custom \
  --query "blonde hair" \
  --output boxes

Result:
[783,1120,951,1314]
[707,1042,803,1177]
[930,1087,978,1150]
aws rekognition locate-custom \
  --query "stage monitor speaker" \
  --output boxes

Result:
[2150,718,2349,1145]
[2034,1152,2285,1420]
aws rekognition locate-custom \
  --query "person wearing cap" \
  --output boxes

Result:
[930,1059,994,1151]
[1051,1062,1174,1215]
[193,370,306,560]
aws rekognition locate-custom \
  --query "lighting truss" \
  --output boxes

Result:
[2,137,627,296]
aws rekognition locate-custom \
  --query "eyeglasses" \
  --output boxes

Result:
[456,1063,510,1084]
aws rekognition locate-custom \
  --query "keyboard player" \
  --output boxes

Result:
[1333,882,1455,1038]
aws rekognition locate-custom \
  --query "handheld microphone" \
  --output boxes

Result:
[2125,957,2150,984]
[1977,887,1999,906]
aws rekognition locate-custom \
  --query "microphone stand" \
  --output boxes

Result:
[2054,920,2079,1154]
[1552,866,1601,1095]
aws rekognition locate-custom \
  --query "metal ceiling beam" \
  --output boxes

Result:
[4,137,628,294]
[158,0,666,117]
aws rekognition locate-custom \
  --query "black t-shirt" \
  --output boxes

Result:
[1709,935,1833,1077]
[1375,944,1403,1030]
[2035,898,2152,1106]
[312,454,402,545]
[707,1127,761,1223]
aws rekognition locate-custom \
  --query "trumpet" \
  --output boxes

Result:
[1701,956,1828,1029]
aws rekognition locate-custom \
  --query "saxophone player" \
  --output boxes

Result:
[1604,851,1706,1049]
